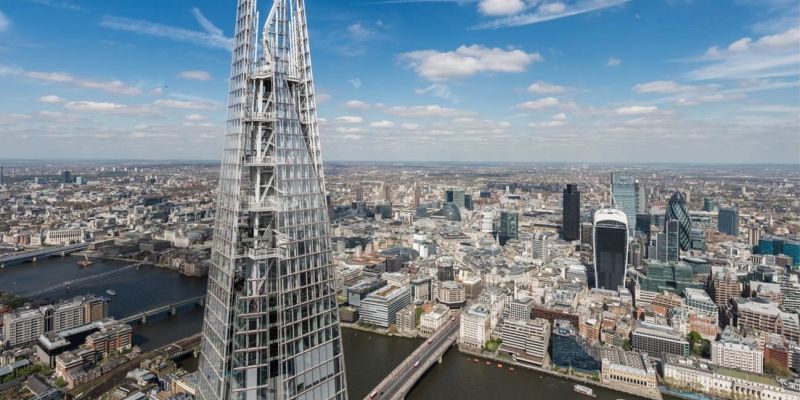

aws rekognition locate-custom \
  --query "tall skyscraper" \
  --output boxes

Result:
[664,219,680,262]
[665,191,692,251]
[0,165,4,186]
[445,188,465,208]
[635,180,647,213]
[562,184,580,241]
[611,173,636,236]
[61,170,72,184]
[718,207,740,237]
[593,209,629,290]
[498,211,519,246]
[197,1,348,399]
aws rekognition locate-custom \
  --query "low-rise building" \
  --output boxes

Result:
[358,285,410,328]
[664,354,800,400]
[499,317,550,367]
[419,304,450,336]
[600,348,658,390]
[459,303,490,350]
[631,322,689,358]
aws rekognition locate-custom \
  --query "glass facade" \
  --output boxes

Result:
[593,210,628,291]
[562,184,581,241]
[196,1,348,399]
[665,191,692,251]
[498,211,519,246]
[611,173,636,236]
[718,207,739,237]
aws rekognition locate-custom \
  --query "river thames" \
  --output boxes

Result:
[0,256,664,399]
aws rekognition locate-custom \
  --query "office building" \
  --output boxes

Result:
[635,213,652,242]
[611,173,636,236]
[711,329,763,374]
[499,318,550,367]
[459,303,490,350]
[712,271,741,306]
[436,281,466,308]
[196,1,348,398]
[410,277,432,303]
[462,275,483,299]
[562,184,580,241]
[636,181,648,214]
[718,207,739,237]
[635,260,701,295]
[665,191,692,251]
[498,211,519,246]
[61,170,72,184]
[600,348,658,391]
[664,219,680,262]
[703,197,716,212]
[395,305,416,333]
[760,236,800,268]
[631,323,690,358]
[593,209,629,290]
[359,285,411,328]
[550,320,599,371]
[419,304,451,336]
[445,188,465,208]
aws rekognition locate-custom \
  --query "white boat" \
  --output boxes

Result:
[574,384,596,398]
[106,289,117,296]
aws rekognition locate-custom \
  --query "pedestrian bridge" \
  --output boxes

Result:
[120,295,206,324]
[366,317,459,400]
[0,243,89,268]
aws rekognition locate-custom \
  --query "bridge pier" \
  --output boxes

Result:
[198,298,205,307]
[169,306,176,316]
[32,256,36,263]
[141,315,147,324]
[438,356,443,364]
[60,251,66,257]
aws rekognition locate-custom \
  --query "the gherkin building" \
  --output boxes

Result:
[665,191,692,251]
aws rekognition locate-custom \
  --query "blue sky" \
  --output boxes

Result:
[0,0,798,163]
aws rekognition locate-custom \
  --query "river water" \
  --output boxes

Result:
[1,256,666,399]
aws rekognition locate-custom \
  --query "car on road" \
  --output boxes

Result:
[413,361,420,368]
[370,391,378,398]
[427,338,433,345]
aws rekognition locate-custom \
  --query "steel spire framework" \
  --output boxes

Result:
[196,1,347,399]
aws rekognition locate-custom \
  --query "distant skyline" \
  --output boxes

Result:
[0,0,798,163]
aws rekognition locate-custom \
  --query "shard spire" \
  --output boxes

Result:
[196,1,348,399]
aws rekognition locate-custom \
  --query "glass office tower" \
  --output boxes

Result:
[611,173,636,236]
[562,184,581,241]
[593,209,629,290]
[665,191,692,251]
[196,1,348,399]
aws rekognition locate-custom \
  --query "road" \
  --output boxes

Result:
[369,319,459,400]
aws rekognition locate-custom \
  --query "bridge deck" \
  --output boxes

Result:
[367,318,459,400]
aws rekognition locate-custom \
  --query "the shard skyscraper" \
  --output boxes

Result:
[197,1,348,399]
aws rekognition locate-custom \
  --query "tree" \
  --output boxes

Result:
[623,339,633,351]
[765,360,793,378]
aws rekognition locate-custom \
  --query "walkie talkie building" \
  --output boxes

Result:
[196,1,348,399]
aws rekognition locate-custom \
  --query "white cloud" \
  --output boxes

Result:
[381,104,470,117]
[185,113,206,121]
[539,2,567,14]
[676,93,744,106]
[415,83,455,101]
[7,69,142,95]
[400,45,541,81]
[345,100,371,110]
[100,8,232,51]
[615,105,658,115]
[370,120,396,128]
[689,27,800,80]
[401,123,420,130]
[178,70,212,81]
[515,97,560,110]
[606,57,621,66]
[154,99,216,110]
[552,112,567,121]
[64,101,127,112]
[349,78,362,89]
[633,80,695,94]
[336,116,364,124]
[479,0,526,16]
[477,0,630,29]
[0,10,9,32]
[530,120,565,128]
[527,81,566,94]
[39,95,65,104]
